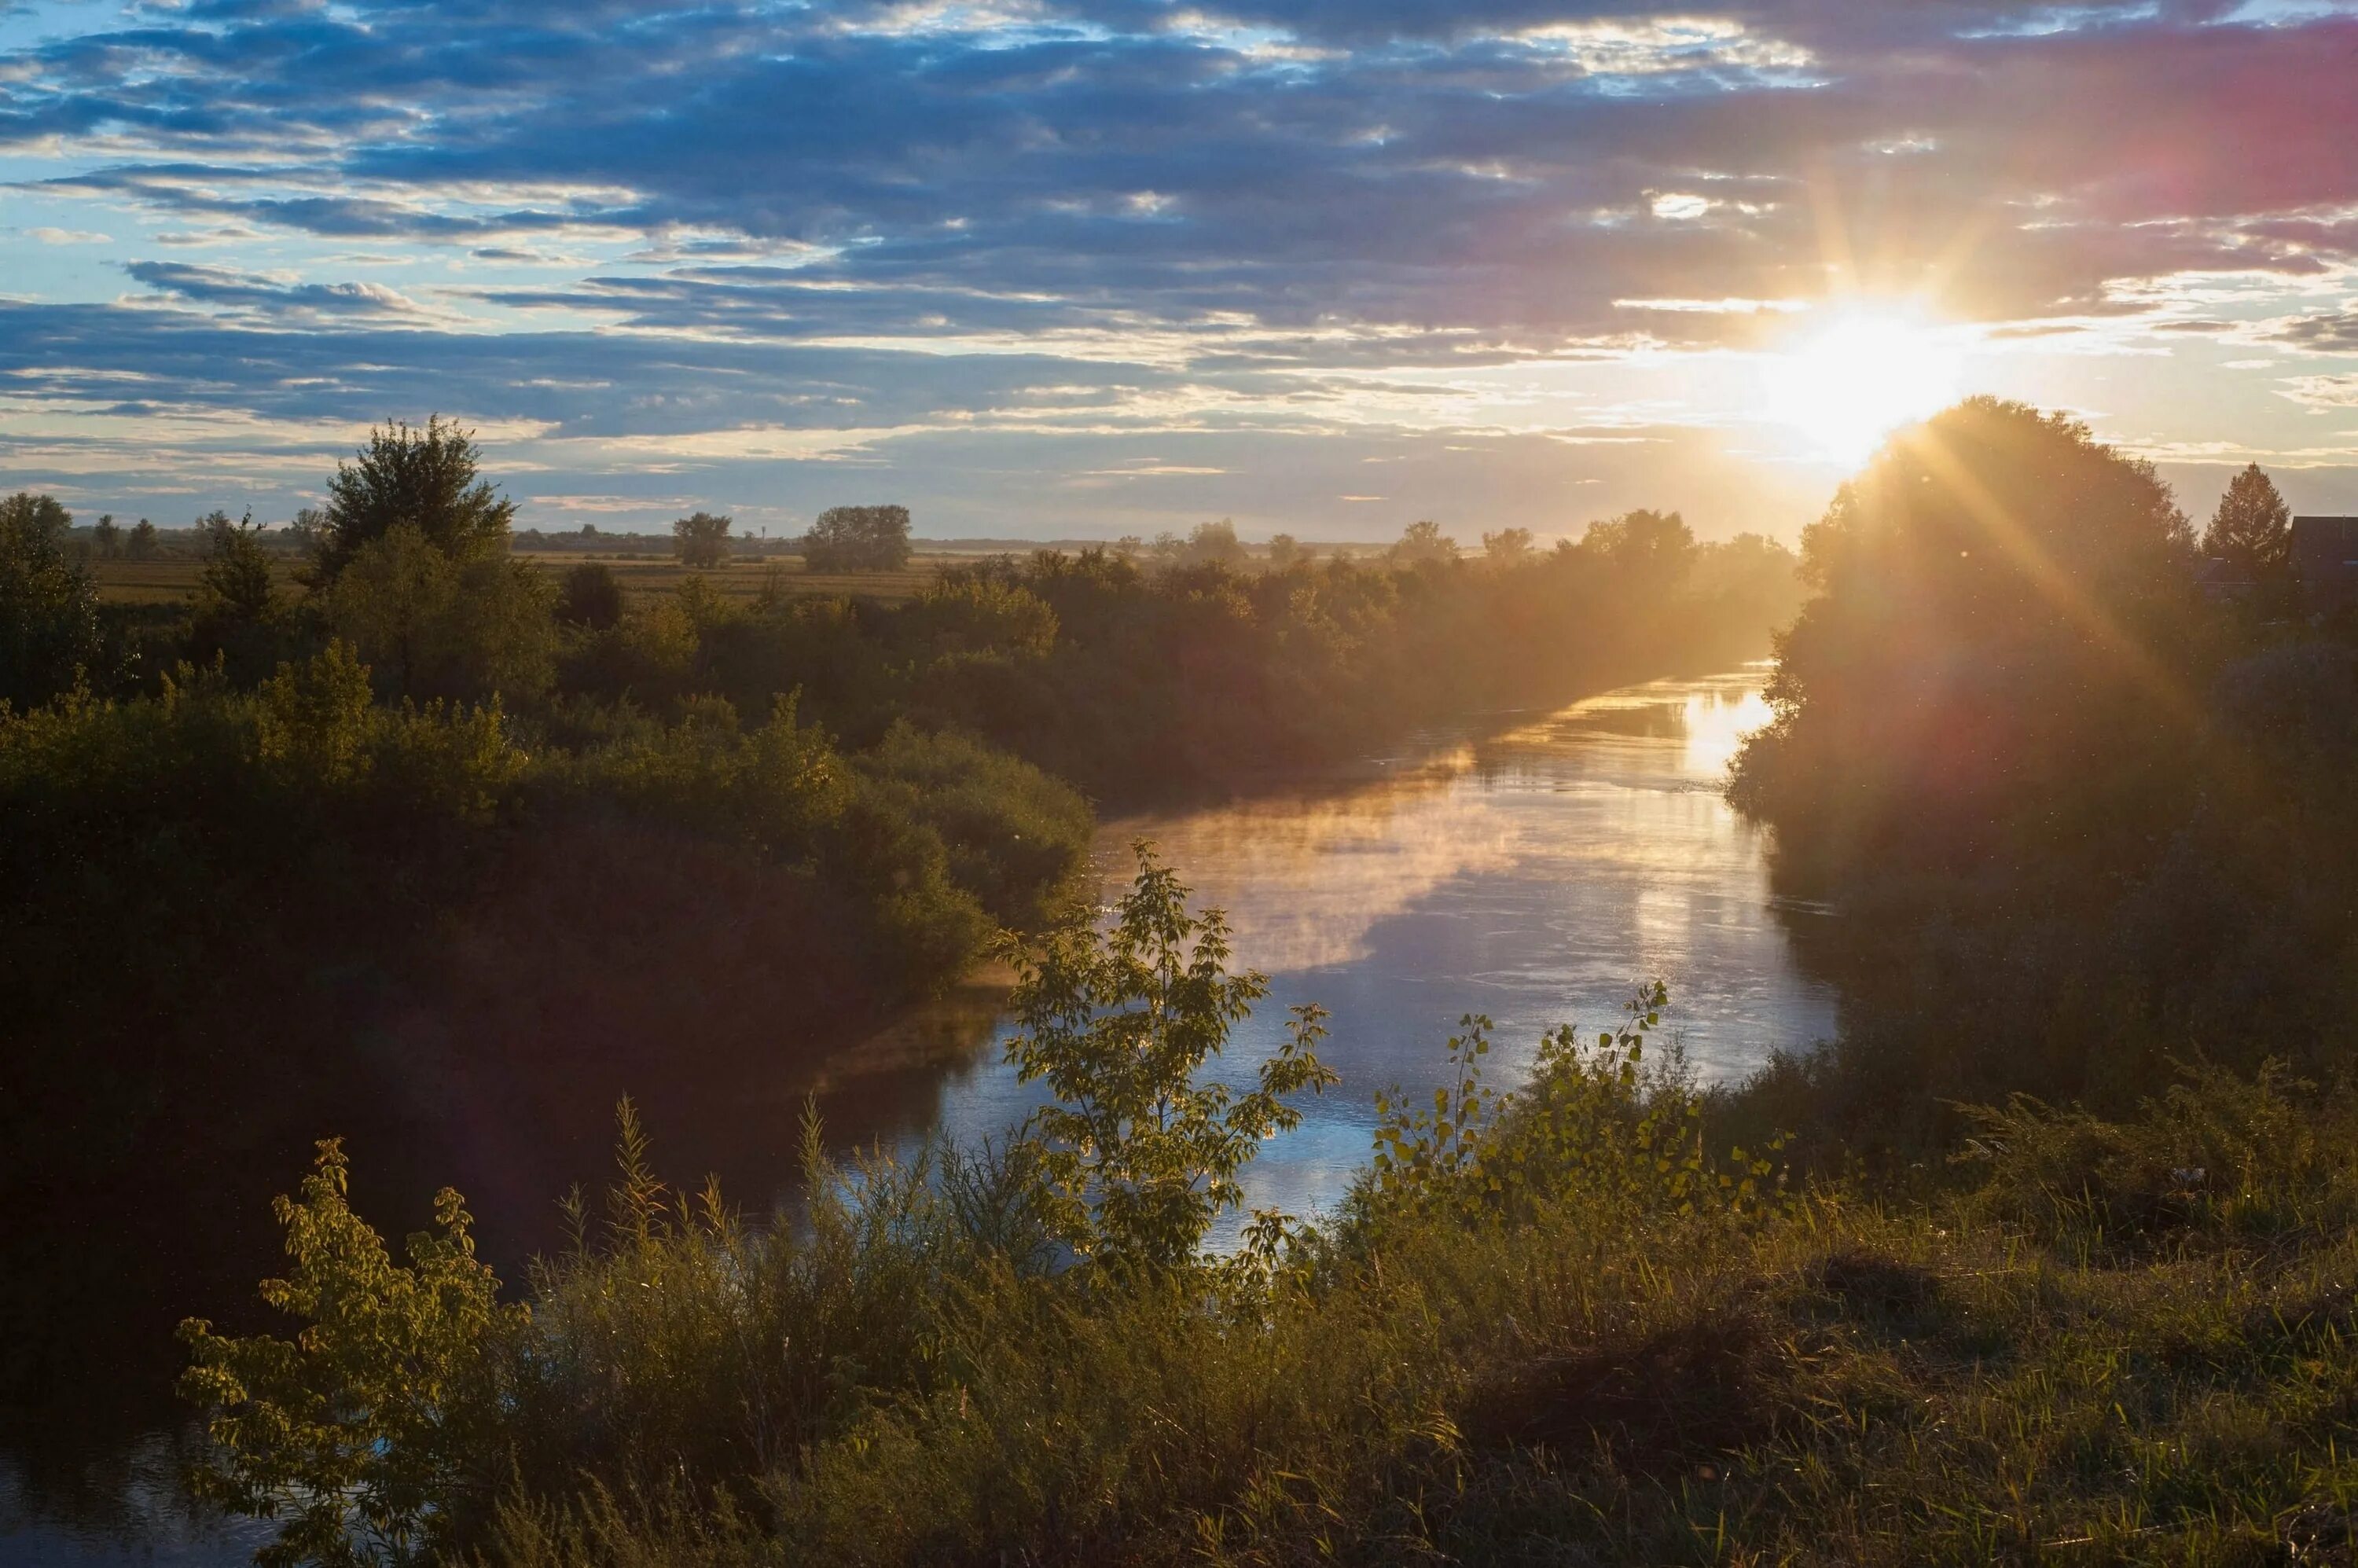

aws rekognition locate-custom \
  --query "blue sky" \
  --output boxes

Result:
[3,0,2356,540]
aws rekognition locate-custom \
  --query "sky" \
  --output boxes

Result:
[2,0,2356,543]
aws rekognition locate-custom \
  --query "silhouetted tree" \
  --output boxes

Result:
[673,512,732,570]
[314,417,516,579]
[2202,462,2291,576]
[1483,527,1534,567]
[802,505,913,573]
[1391,520,1458,566]
[1265,532,1306,570]
[90,514,121,560]
[1580,509,1694,592]
[127,520,160,559]
[1183,520,1247,569]
[0,490,100,708]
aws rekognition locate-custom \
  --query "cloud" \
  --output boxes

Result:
[123,259,442,321]
[5,0,2358,527]
[23,226,111,244]
[2274,313,2358,354]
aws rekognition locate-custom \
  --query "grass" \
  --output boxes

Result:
[89,553,951,606]
[179,948,2358,1566]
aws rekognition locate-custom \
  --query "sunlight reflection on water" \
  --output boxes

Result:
[904,667,1836,1232]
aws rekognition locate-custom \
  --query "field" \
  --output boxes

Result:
[90,550,951,606]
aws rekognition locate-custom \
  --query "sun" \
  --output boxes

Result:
[1762,307,1964,466]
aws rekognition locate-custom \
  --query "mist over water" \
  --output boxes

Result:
[902,668,1837,1232]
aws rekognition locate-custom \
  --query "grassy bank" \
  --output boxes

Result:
[178,854,2358,1566]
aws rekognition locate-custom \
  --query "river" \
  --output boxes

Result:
[0,667,1833,1566]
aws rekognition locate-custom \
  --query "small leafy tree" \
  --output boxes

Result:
[1390,519,1458,567]
[1265,532,1307,571]
[315,417,516,579]
[1182,519,1247,568]
[556,560,625,630]
[179,1139,527,1568]
[801,504,913,573]
[196,510,279,622]
[0,490,101,709]
[91,513,122,559]
[127,518,160,559]
[1482,526,1534,567]
[672,511,732,570]
[1001,841,1336,1273]
[2203,461,2291,575]
[325,524,556,700]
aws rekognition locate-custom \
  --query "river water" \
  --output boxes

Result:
[1,667,1834,1566]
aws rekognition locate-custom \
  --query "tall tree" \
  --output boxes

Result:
[0,491,101,708]
[315,417,516,579]
[2202,462,2292,575]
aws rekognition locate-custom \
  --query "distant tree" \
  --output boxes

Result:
[801,505,913,573]
[1482,527,1534,567]
[1391,519,1459,567]
[672,512,733,570]
[1580,509,1695,591]
[1112,535,1144,561]
[1146,531,1186,568]
[1183,519,1247,569]
[556,561,626,630]
[91,514,121,560]
[314,417,516,579]
[0,490,101,708]
[1265,532,1307,571]
[127,519,160,560]
[285,507,329,560]
[2202,463,2292,575]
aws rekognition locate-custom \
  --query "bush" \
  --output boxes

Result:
[325,525,557,702]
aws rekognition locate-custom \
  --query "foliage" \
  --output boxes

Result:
[800,504,912,573]
[91,514,122,559]
[1359,982,1781,1230]
[556,561,625,630]
[127,518,160,559]
[998,843,1337,1272]
[671,512,732,570]
[0,490,101,710]
[178,1140,527,1568]
[1481,526,1533,566]
[314,417,517,579]
[2202,461,2292,576]
[1390,517,1458,566]
[174,942,2358,1568]
[325,525,557,701]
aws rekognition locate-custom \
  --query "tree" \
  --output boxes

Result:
[127,519,160,560]
[1729,397,2196,871]
[2202,462,2291,575]
[91,514,121,560]
[0,491,101,709]
[196,511,278,623]
[1000,842,1335,1273]
[1390,519,1459,567]
[556,561,625,630]
[325,525,556,700]
[1265,532,1307,571]
[1182,519,1247,569]
[672,511,732,570]
[1482,527,1534,567]
[801,505,913,573]
[314,417,516,579]
[1580,509,1695,591]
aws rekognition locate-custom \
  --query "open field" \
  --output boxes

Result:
[90,552,951,607]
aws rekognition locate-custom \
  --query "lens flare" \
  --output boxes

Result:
[1764,308,1964,465]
